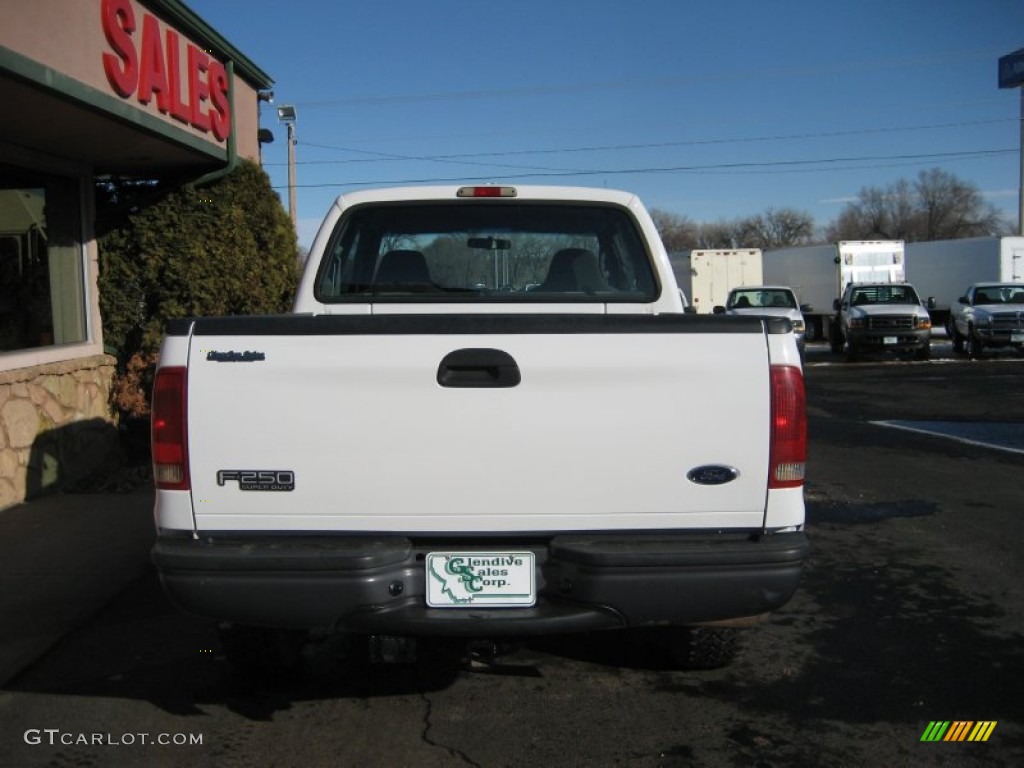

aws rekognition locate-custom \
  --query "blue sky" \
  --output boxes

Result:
[186,0,1024,248]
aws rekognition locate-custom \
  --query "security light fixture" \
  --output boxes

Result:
[275,105,298,228]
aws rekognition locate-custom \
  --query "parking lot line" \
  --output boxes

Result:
[871,420,1024,456]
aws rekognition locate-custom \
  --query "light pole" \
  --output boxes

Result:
[277,105,297,229]
[998,49,1024,235]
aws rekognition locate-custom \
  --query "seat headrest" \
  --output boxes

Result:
[540,248,608,293]
[375,250,430,285]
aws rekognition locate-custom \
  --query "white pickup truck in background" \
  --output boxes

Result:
[714,285,807,361]
[150,185,808,671]
[830,282,933,362]
[948,282,1024,357]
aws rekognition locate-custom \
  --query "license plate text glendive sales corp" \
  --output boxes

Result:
[426,552,536,607]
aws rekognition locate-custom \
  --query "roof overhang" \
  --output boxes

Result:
[1,46,225,176]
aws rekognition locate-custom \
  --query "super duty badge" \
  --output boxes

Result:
[206,350,266,362]
[217,470,295,491]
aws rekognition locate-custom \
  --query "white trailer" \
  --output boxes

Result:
[905,236,1024,325]
[763,241,905,340]
[671,249,763,314]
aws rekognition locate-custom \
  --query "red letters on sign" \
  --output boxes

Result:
[208,61,230,141]
[99,0,231,139]
[101,0,136,97]
[188,46,211,132]
[137,14,169,110]
[164,29,194,125]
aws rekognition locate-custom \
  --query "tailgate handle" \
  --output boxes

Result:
[437,348,521,388]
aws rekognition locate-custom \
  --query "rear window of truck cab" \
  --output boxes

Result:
[314,201,659,302]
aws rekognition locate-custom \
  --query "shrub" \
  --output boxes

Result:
[97,160,300,417]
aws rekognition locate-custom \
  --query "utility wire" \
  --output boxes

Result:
[286,118,1017,167]
[271,148,1016,189]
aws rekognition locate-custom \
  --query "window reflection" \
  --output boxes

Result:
[0,167,86,352]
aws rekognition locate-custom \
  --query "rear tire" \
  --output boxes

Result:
[948,319,966,354]
[829,325,844,354]
[668,627,741,670]
[966,326,984,359]
[951,330,965,354]
[219,623,307,678]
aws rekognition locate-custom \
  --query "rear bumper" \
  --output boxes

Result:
[152,531,808,635]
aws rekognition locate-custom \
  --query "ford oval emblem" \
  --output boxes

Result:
[687,465,739,485]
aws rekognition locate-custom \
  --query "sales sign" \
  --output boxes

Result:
[100,0,231,140]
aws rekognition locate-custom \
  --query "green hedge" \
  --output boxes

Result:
[96,160,300,416]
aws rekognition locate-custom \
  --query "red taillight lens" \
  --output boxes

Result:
[152,366,189,490]
[769,365,806,489]
[456,186,517,198]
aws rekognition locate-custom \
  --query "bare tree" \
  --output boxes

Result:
[653,208,816,251]
[826,168,1007,242]
[695,220,738,249]
[736,208,815,248]
[649,208,698,252]
[914,168,1004,240]
[831,181,916,240]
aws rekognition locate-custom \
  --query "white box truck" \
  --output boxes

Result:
[905,236,1024,328]
[763,241,905,340]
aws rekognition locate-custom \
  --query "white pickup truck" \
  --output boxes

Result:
[713,285,808,361]
[830,282,933,361]
[948,282,1024,358]
[150,185,807,670]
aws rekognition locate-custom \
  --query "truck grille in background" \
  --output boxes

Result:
[992,312,1024,331]
[867,316,914,331]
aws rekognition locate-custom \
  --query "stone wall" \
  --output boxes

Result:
[0,355,119,509]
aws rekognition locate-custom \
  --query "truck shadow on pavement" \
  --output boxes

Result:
[4,499,1024,748]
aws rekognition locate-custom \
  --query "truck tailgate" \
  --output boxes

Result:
[185,315,772,533]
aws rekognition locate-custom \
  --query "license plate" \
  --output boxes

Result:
[883,336,898,345]
[426,552,536,607]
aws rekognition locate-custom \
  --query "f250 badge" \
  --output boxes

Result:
[217,470,295,491]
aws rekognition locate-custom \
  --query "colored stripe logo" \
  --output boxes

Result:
[920,721,997,742]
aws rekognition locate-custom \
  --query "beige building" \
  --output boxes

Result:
[0,0,273,507]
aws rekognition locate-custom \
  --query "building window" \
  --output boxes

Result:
[0,164,87,352]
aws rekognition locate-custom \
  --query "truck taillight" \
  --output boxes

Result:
[456,186,517,198]
[769,365,806,489]
[152,366,190,491]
